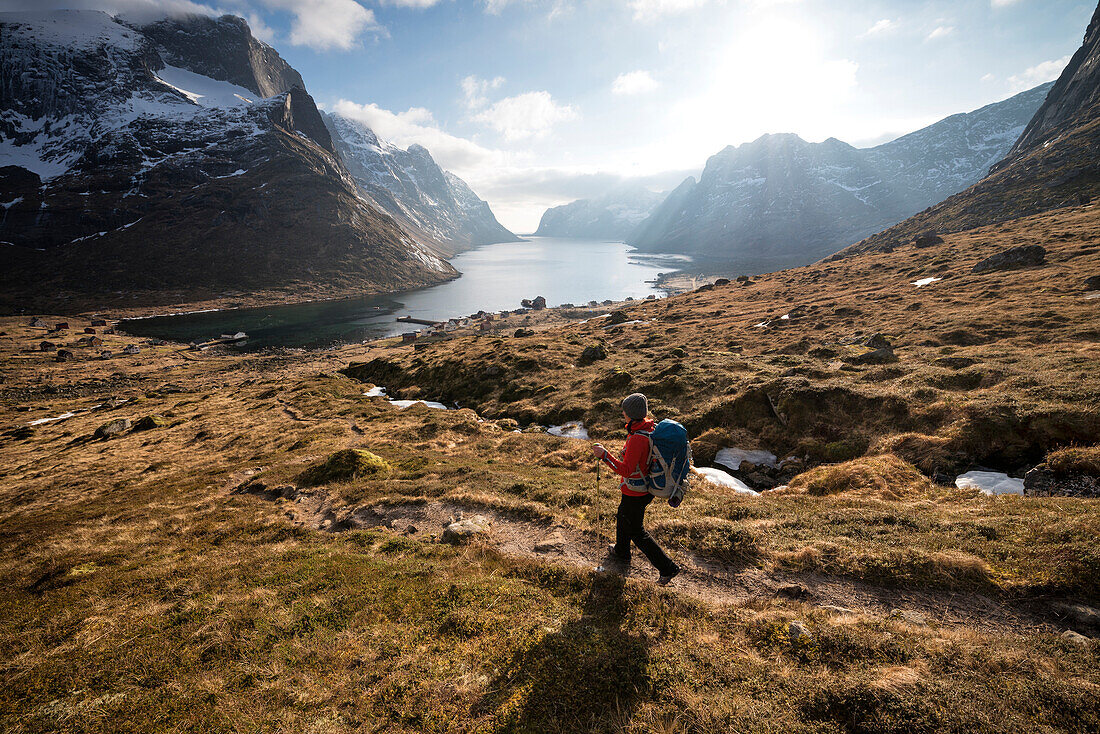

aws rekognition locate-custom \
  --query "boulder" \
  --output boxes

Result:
[714,278,731,286]
[578,343,608,365]
[442,515,491,544]
[513,328,535,338]
[913,233,944,248]
[299,449,391,486]
[94,418,131,439]
[1086,275,1100,291]
[862,333,893,350]
[1061,630,1091,645]
[971,245,1046,273]
[1024,466,1100,498]
[788,621,813,644]
[133,415,169,431]
[608,310,631,325]
[56,349,75,362]
[532,296,547,310]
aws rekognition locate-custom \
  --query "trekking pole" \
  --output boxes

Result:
[594,459,604,572]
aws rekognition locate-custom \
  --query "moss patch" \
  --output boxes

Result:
[300,448,392,486]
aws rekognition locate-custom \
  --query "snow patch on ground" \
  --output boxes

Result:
[912,277,943,287]
[389,399,449,410]
[955,470,1024,496]
[694,467,760,496]
[714,448,778,471]
[548,421,589,440]
[28,411,76,426]
[363,386,387,397]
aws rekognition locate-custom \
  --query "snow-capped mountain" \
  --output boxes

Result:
[534,185,665,240]
[0,10,454,310]
[628,83,1053,268]
[323,112,515,255]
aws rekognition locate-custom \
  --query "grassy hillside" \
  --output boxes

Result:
[1,201,1099,732]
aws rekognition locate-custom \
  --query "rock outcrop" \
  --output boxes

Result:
[971,245,1046,273]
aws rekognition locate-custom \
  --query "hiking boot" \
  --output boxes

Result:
[607,544,629,562]
[657,566,680,586]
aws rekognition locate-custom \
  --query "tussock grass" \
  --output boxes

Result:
[783,455,934,499]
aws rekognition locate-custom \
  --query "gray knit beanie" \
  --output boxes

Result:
[622,393,648,421]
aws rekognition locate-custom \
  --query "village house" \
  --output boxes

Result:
[123,344,140,355]
[54,322,69,331]
[479,320,493,332]
[56,349,75,362]
[29,318,48,328]
[401,332,418,343]
[84,327,96,334]
[91,319,108,327]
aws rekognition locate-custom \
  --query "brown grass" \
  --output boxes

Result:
[783,455,934,499]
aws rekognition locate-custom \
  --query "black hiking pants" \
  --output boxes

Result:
[614,493,678,576]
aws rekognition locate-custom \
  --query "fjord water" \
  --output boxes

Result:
[120,238,688,351]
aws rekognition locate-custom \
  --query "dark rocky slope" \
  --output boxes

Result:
[0,11,454,312]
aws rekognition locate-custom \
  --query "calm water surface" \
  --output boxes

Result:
[120,237,688,351]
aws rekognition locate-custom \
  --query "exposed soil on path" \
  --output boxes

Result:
[236,479,1056,635]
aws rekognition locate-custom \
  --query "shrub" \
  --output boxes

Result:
[299,449,392,486]
[785,455,932,500]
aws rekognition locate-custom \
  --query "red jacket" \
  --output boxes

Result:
[601,418,655,496]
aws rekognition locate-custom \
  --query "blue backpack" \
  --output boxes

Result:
[640,419,692,507]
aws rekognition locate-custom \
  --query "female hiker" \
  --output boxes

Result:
[590,392,681,586]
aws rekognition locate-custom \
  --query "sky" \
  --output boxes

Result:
[8,0,1097,231]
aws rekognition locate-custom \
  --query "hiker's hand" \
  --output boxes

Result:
[591,444,607,459]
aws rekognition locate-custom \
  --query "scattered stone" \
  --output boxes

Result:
[513,328,535,338]
[533,529,567,554]
[442,515,491,544]
[1086,275,1100,291]
[133,415,169,431]
[100,397,128,410]
[714,278,731,286]
[889,609,928,625]
[971,245,1046,273]
[695,283,715,293]
[99,351,113,359]
[913,233,944,248]
[788,621,813,644]
[777,583,807,599]
[39,341,56,351]
[56,349,75,362]
[578,343,608,365]
[1024,466,1100,499]
[94,418,132,439]
[862,333,893,350]
[122,344,140,355]
[1061,630,1091,645]
[608,310,631,325]
[736,275,751,283]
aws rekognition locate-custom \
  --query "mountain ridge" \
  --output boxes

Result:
[627,83,1053,268]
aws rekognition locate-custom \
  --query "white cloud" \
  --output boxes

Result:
[332,99,507,175]
[991,0,1024,7]
[461,75,506,110]
[245,12,277,43]
[381,0,444,6]
[0,0,224,23]
[861,19,896,37]
[471,90,578,140]
[926,25,955,41]
[981,72,996,83]
[1008,55,1070,92]
[259,0,385,51]
[482,0,524,13]
[629,0,710,22]
[612,70,658,95]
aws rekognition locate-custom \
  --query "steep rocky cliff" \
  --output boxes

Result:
[323,112,515,255]
[0,10,454,311]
